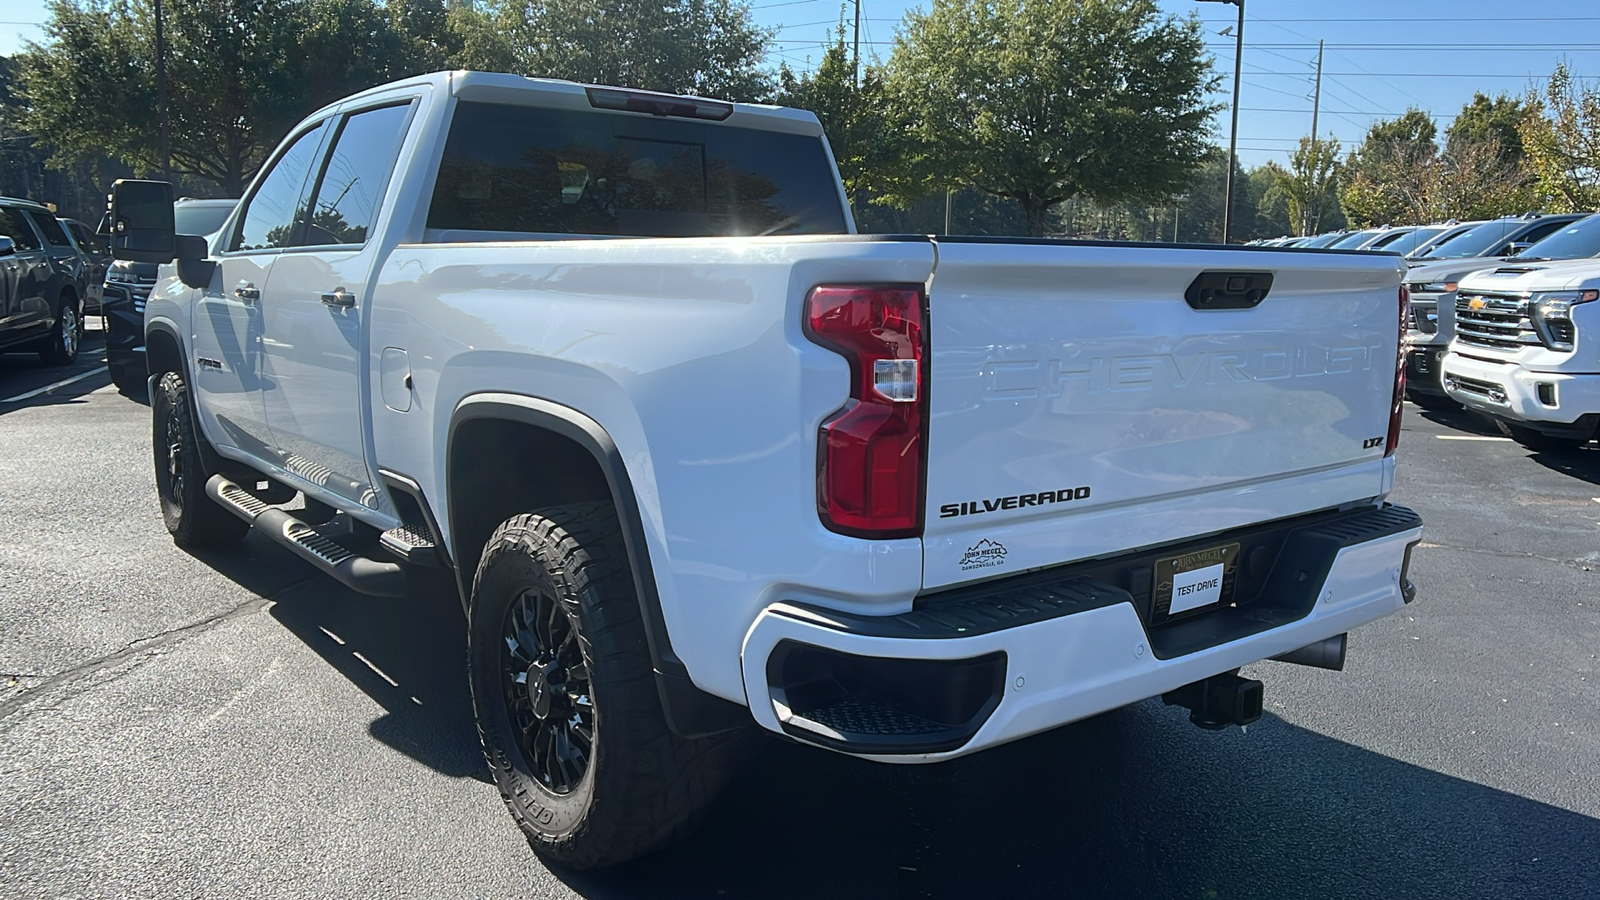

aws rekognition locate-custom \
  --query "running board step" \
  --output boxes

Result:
[379,523,443,568]
[205,475,407,597]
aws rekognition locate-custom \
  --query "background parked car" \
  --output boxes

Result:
[1407,213,1584,264]
[0,196,88,367]
[1406,213,1600,408]
[60,217,111,313]
[104,197,237,394]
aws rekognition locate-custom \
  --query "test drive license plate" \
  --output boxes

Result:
[1154,543,1239,620]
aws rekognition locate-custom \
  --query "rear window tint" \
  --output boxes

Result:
[427,101,847,238]
[24,209,73,247]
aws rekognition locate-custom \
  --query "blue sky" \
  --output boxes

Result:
[3,0,1595,167]
[757,0,1600,167]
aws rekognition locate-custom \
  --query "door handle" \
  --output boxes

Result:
[320,287,356,308]
[233,282,260,302]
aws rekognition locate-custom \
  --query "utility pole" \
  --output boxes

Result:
[1310,39,1323,151]
[944,188,953,234]
[1198,0,1244,244]
[852,0,861,85]
[1308,39,1324,235]
[156,0,170,182]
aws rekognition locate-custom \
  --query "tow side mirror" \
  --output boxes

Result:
[175,234,215,289]
[0,235,14,257]
[109,179,176,263]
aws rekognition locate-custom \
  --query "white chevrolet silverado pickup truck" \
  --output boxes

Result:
[107,71,1422,869]
[1441,259,1600,450]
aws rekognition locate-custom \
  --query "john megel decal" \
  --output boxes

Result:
[960,539,1008,571]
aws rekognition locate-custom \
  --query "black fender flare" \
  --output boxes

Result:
[447,394,746,738]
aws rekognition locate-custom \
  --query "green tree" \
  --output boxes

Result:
[1520,62,1600,213]
[879,0,1217,237]
[775,31,898,203]
[18,0,435,196]
[480,0,773,100]
[1447,92,1532,164]
[1267,136,1341,236]
[1340,109,1438,226]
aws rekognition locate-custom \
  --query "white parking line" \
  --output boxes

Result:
[1436,435,1511,442]
[1,368,107,404]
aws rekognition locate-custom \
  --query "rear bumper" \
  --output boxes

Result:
[1441,352,1600,431]
[741,504,1422,761]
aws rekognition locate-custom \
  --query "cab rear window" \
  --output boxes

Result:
[426,101,848,239]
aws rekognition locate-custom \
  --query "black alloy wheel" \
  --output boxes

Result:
[502,585,595,794]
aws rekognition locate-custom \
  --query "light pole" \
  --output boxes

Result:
[1199,0,1243,244]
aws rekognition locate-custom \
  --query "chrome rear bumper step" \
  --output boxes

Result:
[205,475,407,597]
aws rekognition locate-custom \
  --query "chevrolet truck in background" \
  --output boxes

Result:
[1405,213,1597,408]
[1442,259,1600,450]
[108,71,1422,869]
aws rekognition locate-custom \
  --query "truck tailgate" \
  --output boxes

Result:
[922,240,1406,589]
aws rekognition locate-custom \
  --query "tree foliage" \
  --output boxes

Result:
[475,0,773,101]
[775,31,897,201]
[1339,109,1438,227]
[1267,136,1341,236]
[17,0,438,195]
[1520,62,1600,213]
[879,0,1217,237]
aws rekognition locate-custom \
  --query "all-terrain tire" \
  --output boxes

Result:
[39,295,82,366]
[152,371,250,548]
[1499,421,1591,453]
[467,503,746,870]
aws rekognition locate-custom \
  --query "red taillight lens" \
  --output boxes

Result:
[804,284,928,538]
[1387,285,1407,456]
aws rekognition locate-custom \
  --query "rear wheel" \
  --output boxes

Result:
[1499,421,1591,453]
[468,503,745,869]
[39,296,82,366]
[152,371,250,548]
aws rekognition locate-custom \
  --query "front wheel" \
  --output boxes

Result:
[152,371,250,548]
[1500,421,1591,453]
[468,503,745,869]
[38,297,82,366]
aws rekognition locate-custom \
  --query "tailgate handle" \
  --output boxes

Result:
[1185,271,1273,310]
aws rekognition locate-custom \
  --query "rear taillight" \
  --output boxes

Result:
[1387,285,1407,456]
[804,284,928,538]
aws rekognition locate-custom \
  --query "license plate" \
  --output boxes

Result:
[1153,543,1239,620]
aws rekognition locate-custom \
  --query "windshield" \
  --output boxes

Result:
[1379,226,1444,256]
[1329,229,1381,249]
[1513,215,1600,260]
[1299,232,1347,248]
[1366,228,1416,250]
[1421,221,1519,258]
[175,203,234,237]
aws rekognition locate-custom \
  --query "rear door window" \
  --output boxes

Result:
[298,103,413,247]
[0,207,43,251]
[23,210,73,248]
[427,101,848,238]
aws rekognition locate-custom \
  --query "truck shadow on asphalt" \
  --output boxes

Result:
[192,538,1600,900]
[1413,404,1502,436]
[0,330,112,415]
[1526,445,1600,486]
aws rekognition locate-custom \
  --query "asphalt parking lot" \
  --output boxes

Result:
[2,331,1597,899]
